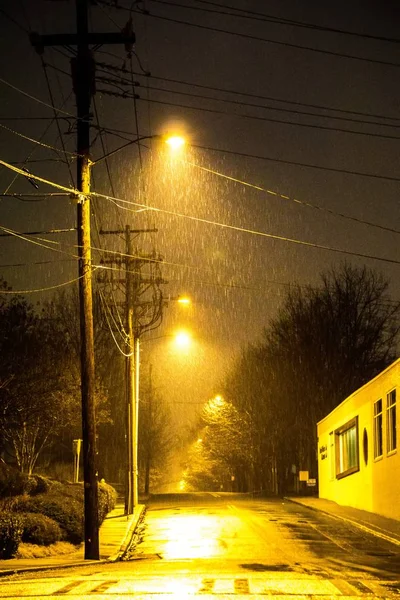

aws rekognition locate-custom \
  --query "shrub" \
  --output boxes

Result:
[0,512,23,559]
[12,493,83,545]
[0,464,30,498]
[20,512,62,546]
[27,475,55,496]
[98,482,117,524]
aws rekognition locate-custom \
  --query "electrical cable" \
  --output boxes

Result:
[92,190,400,266]
[109,93,400,143]
[0,76,75,118]
[146,12,400,68]
[96,69,400,130]
[3,157,400,270]
[192,144,400,183]
[185,161,400,235]
[99,289,132,356]
[40,58,75,185]
[0,272,97,295]
[153,0,400,44]
[130,55,143,168]
[0,225,79,261]
[97,59,400,124]
[0,158,80,194]
[99,2,400,69]
[0,122,79,158]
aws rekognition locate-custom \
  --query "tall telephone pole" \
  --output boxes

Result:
[98,226,165,513]
[75,0,98,561]
[31,0,135,560]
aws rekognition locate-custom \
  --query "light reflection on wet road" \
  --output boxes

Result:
[0,493,399,598]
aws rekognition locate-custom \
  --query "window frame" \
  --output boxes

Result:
[386,388,397,455]
[373,398,383,460]
[335,416,359,479]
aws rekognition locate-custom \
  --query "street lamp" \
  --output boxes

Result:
[93,133,186,165]
[165,135,186,151]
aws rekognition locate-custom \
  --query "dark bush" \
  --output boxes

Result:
[0,512,23,559]
[98,482,117,524]
[27,475,55,496]
[0,463,30,498]
[12,493,83,545]
[20,512,62,546]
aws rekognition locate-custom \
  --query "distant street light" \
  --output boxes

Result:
[177,295,191,306]
[174,330,192,350]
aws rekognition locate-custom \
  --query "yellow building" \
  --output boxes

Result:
[317,359,399,520]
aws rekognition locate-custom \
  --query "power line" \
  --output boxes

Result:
[185,161,400,236]
[40,58,75,185]
[0,273,91,295]
[193,144,400,183]
[0,122,79,158]
[4,155,400,269]
[133,95,400,142]
[0,75,75,118]
[97,71,400,131]
[97,59,400,124]
[112,5,400,69]
[153,0,400,45]
[92,190,400,267]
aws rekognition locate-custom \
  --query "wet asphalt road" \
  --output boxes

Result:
[1,492,400,598]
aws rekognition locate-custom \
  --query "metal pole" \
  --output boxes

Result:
[133,336,140,506]
[144,363,153,495]
[76,0,99,559]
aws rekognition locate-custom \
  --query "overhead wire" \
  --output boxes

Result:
[40,58,75,185]
[153,0,400,44]
[102,91,400,143]
[92,190,400,267]
[185,161,400,235]
[0,122,79,159]
[3,155,400,272]
[0,225,79,261]
[192,144,400,183]
[95,69,400,130]
[99,289,132,356]
[0,272,96,295]
[0,76,75,119]
[97,60,400,124]
[98,2,400,69]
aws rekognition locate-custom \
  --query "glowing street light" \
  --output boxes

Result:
[177,295,191,306]
[174,330,192,350]
[165,135,186,151]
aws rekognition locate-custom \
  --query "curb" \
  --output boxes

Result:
[107,504,146,562]
[0,504,146,578]
[285,497,400,547]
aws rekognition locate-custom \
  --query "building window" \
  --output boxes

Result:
[335,417,359,479]
[373,399,383,459]
[387,389,397,454]
[329,432,335,480]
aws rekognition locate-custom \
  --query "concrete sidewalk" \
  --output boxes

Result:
[287,496,400,547]
[0,503,145,577]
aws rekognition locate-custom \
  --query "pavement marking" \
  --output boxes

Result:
[53,580,83,594]
[198,578,215,592]
[234,578,250,593]
[88,579,119,593]
[348,579,375,594]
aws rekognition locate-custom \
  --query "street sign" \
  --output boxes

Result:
[299,470,309,481]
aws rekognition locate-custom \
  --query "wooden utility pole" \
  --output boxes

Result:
[75,0,99,560]
[31,0,135,560]
[125,225,137,513]
[98,226,166,512]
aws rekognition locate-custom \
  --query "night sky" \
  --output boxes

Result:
[1,1,400,428]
